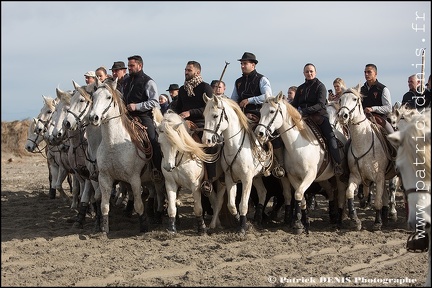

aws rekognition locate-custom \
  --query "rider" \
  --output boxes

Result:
[361,64,394,134]
[358,63,395,200]
[291,63,343,177]
[231,52,285,177]
[122,55,163,181]
[173,60,217,195]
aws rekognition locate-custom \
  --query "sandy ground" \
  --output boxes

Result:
[1,152,429,287]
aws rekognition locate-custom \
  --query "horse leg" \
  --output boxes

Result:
[130,177,146,233]
[291,178,313,234]
[48,162,59,199]
[372,178,387,231]
[98,177,113,234]
[192,183,207,235]
[73,180,94,229]
[336,178,348,228]
[209,180,225,230]
[251,177,268,225]
[388,177,398,221]
[71,175,84,210]
[317,180,338,223]
[238,179,254,235]
[153,181,166,225]
[56,167,71,205]
[268,176,286,221]
[345,178,362,231]
[165,182,178,233]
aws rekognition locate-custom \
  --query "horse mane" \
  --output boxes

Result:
[397,111,431,181]
[44,96,56,112]
[101,80,137,140]
[161,112,214,162]
[217,96,255,139]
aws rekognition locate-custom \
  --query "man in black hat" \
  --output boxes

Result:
[166,83,179,111]
[231,52,285,178]
[110,61,129,94]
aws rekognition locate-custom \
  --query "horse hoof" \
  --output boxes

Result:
[389,212,398,222]
[406,232,429,252]
[359,199,367,208]
[237,228,246,235]
[372,223,382,231]
[293,228,303,235]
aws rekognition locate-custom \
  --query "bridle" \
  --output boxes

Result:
[202,103,228,144]
[255,100,296,141]
[337,91,368,126]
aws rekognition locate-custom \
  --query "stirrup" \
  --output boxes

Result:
[152,169,163,182]
[272,165,285,178]
[200,180,213,197]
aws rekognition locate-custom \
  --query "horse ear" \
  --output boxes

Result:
[276,91,283,101]
[55,87,64,97]
[72,80,81,90]
[111,78,118,91]
[203,92,211,103]
[95,77,103,87]
[387,131,402,148]
[353,83,361,93]
[173,122,182,131]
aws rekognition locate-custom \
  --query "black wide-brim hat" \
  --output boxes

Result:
[110,61,127,70]
[237,52,258,64]
[166,84,180,91]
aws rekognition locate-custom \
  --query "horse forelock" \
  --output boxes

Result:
[78,86,92,103]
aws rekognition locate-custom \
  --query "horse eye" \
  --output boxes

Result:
[270,109,275,114]
[48,110,52,114]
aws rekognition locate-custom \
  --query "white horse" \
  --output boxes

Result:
[60,81,102,229]
[337,85,397,231]
[201,94,277,235]
[255,92,348,233]
[88,78,161,234]
[50,87,87,210]
[32,95,74,202]
[157,111,223,234]
[388,101,422,131]
[388,110,431,287]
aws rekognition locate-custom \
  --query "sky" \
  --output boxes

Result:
[1,1,431,121]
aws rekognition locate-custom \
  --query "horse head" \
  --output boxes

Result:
[34,95,56,135]
[25,117,44,153]
[49,87,72,143]
[63,81,94,131]
[88,78,119,126]
[337,84,364,125]
[255,91,285,142]
[202,94,228,146]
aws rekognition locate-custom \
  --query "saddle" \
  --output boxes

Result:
[246,113,260,130]
[130,116,153,160]
[367,113,398,177]
[185,120,202,143]
[304,116,346,178]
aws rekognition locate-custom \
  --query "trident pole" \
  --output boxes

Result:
[219,61,230,83]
